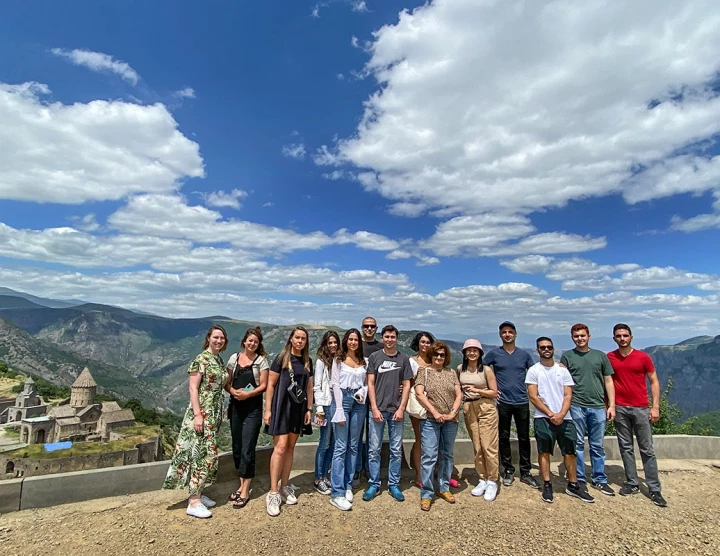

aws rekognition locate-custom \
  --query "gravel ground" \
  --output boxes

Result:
[2,460,719,555]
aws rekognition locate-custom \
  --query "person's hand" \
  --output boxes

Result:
[392,409,404,421]
[649,407,660,423]
[263,411,271,426]
[433,412,445,423]
[231,388,247,401]
[304,410,311,426]
[372,408,384,422]
[549,413,563,425]
[193,414,204,433]
[558,362,566,368]
[606,406,616,421]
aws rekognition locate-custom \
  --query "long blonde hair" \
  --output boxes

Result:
[277,326,311,372]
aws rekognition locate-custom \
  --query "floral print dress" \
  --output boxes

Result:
[162,350,228,495]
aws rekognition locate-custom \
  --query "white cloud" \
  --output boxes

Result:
[203,188,248,209]
[282,142,307,160]
[336,73,345,81]
[0,81,203,203]
[317,0,720,222]
[173,87,196,99]
[352,1,369,13]
[351,36,360,48]
[333,229,400,251]
[50,48,139,85]
[69,213,101,233]
[561,266,720,292]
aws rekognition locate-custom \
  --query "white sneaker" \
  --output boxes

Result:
[330,496,352,511]
[200,495,216,508]
[471,479,488,497]
[345,489,354,502]
[266,492,281,517]
[484,481,498,501]
[280,485,298,505]
[186,503,212,518]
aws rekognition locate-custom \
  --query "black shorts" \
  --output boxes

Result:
[534,418,576,456]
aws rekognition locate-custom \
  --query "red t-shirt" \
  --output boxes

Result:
[607,349,655,407]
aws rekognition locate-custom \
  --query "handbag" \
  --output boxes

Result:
[286,370,307,405]
[407,367,428,419]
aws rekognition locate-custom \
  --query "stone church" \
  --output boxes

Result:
[2,368,135,445]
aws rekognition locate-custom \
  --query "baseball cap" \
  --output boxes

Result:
[499,321,516,331]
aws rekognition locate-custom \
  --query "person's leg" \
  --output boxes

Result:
[437,421,459,492]
[269,434,289,494]
[367,416,385,489]
[239,409,262,498]
[314,406,332,481]
[564,454,578,483]
[632,407,661,492]
[570,405,588,483]
[586,408,607,484]
[614,405,639,487]
[229,404,244,493]
[464,401,484,478]
[538,452,551,481]
[479,402,500,481]
[410,416,422,485]
[496,402,514,475]
[515,403,532,476]
[387,412,404,489]
[280,433,300,489]
[420,419,440,500]
[345,401,368,491]
[188,432,212,503]
[324,424,335,480]
[330,392,353,497]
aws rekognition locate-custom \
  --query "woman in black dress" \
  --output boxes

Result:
[263,326,314,517]
[225,327,269,508]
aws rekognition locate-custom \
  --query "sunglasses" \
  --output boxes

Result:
[362,324,377,329]
[538,346,554,351]
[433,353,446,358]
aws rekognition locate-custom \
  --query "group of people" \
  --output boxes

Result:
[162,317,668,518]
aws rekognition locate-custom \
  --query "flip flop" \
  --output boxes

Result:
[228,490,243,502]
[232,496,249,509]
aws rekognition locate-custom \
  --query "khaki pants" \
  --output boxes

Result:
[463,399,500,481]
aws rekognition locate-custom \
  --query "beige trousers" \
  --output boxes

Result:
[463,399,500,481]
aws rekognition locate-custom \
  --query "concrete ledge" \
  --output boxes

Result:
[0,477,22,513]
[5,434,720,512]
[20,459,170,510]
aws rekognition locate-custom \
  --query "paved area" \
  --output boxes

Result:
[1,460,718,555]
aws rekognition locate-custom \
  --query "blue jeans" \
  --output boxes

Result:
[368,410,404,489]
[420,418,459,500]
[570,405,607,484]
[330,391,367,497]
[314,405,334,480]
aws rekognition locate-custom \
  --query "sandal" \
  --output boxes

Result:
[420,499,431,511]
[232,496,249,509]
[228,490,243,502]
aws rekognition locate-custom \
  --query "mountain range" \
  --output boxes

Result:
[0,288,717,418]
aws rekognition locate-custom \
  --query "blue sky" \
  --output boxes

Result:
[1,0,720,348]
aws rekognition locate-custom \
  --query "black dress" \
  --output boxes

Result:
[265,354,313,436]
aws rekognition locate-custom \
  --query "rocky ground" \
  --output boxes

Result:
[2,460,719,555]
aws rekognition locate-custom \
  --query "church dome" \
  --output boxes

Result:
[72,367,97,388]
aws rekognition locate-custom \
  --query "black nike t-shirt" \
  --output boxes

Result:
[367,350,413,413]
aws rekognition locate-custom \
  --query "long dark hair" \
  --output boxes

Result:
[317,330,341,369]
[202,324,228,352]
[241,326,267,357]
[277,326,311,372]
[410,331,435,353]
[341,328,364,361]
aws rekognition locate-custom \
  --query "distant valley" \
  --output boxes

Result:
[0,288,718,418]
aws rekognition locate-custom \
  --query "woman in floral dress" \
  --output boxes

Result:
[162,325,229,518]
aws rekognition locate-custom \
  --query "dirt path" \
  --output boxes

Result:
[2,460,718,555]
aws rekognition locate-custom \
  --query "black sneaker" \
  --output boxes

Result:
[619,483,640,496]
[521,474,540,490]
[591,482,616,496]
[566,482,595,503]
[314,479,331,495]
[541,482,553,503]
[650,491,667,507]
[502,471,515,487]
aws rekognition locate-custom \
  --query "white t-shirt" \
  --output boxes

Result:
[525,362,574,420]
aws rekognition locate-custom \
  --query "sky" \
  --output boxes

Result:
[1,0,720,348]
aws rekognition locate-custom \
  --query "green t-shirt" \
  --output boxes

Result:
[560,348,614,408]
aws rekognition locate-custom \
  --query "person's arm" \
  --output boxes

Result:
[305,374,314,426]
[603,373,616,421]
[554,384,573,425]
[330,360,346,423]
[527,384,553,419]
[444,381,462,420]
[189,372,204,433]
[263,370,280,426]
[313,359,324,399]
[394,378,411,421]
[415,382,443,422]
[648,371,661,423]
[368,372,384,422]
[481,366,499,399]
